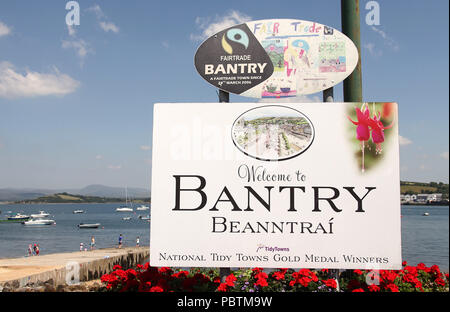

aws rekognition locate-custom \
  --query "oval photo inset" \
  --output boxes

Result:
[232,105,315,161]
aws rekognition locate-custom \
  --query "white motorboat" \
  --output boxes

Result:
[116,207,133,212]
[30,211,50,218]
[23,219,56,226]
[139,215,150,220]
[122,217,132,221]
[73,210,85,214]
[423,212,430,216]
[136,205,150,211]
[78,223,101,229]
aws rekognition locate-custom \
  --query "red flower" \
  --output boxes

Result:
[354,269,363,276]
[323,279,337,289]
[416,263,431,273]
[385,283,399,292]
[430,265,441,275]
[402,261,408,267]
[225,274,237,287]
[368,113,393,154]
[368,284,380,292]
[149,286,164,292]
[113,265,122,270]
[158,267,173,275]
[217,283,228,292]
[348,107,371,142]
[255,277,269,287]
[352,288,365,292]
[381,270,398,283]
[435,278,446,287]
[172,271,189,279]
[273,271,286,281]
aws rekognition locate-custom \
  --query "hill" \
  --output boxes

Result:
[15,192,151,204]
[0,185,150,201]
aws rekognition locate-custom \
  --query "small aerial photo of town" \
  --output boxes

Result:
[232,107,314,160]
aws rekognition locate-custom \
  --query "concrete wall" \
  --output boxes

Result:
[0,248,149,289]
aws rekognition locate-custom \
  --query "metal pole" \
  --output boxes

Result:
[218,89,231,282]
[341,0,362,102]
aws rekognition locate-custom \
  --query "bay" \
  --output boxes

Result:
[0,204,448,271]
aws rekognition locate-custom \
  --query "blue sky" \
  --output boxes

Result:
[0,0,448,189]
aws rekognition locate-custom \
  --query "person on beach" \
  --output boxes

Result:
[136,236,140,247]
[33,244,37,256]
[80,242,84,251]
[27,244,32,257]
[35,244,40,256]
[118,234,123,248]
[90,236,95,250]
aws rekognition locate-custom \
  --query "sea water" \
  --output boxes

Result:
[0,204,448,271]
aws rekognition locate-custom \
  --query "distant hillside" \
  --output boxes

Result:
[0,184,150,201]
[78,185,150,198]
[15,192,151,204]
[400,181,449,198]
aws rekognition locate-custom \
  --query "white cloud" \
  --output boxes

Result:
[0,62,80,99]
[99,21,119,33]
[86,4,105,19]
[107,165,122,170]
[62,39,92,58]
[95,155,103,160]
[0,21,11,37]
[191,10,251,41]
[140,145,151,151]
[399,135,412,146]
[440,151,449,160]
[67,24,76,37]
[370,26,399,51]
[87,4,119,34]
[363,42,382,57]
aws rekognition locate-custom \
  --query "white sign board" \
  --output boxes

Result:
[150,102,401,269]
[194,19,359,97]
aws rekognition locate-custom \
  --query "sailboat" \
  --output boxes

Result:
[115,187,134,212]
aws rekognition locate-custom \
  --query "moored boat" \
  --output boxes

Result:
[23,219,56,226]
[30,211,50,218]
[78,223,101,229]
[136,205,150,211]
[73,210,85,214]
[116,207,133,212]
[7,213,31,221]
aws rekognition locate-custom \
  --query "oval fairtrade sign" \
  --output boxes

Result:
[194,19,359,98]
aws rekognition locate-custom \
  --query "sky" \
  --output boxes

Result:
[0,0,448,189]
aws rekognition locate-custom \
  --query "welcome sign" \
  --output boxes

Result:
[150,102,401,269]
[194,19,359,97]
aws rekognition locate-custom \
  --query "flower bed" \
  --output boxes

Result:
[100,262,449,292]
